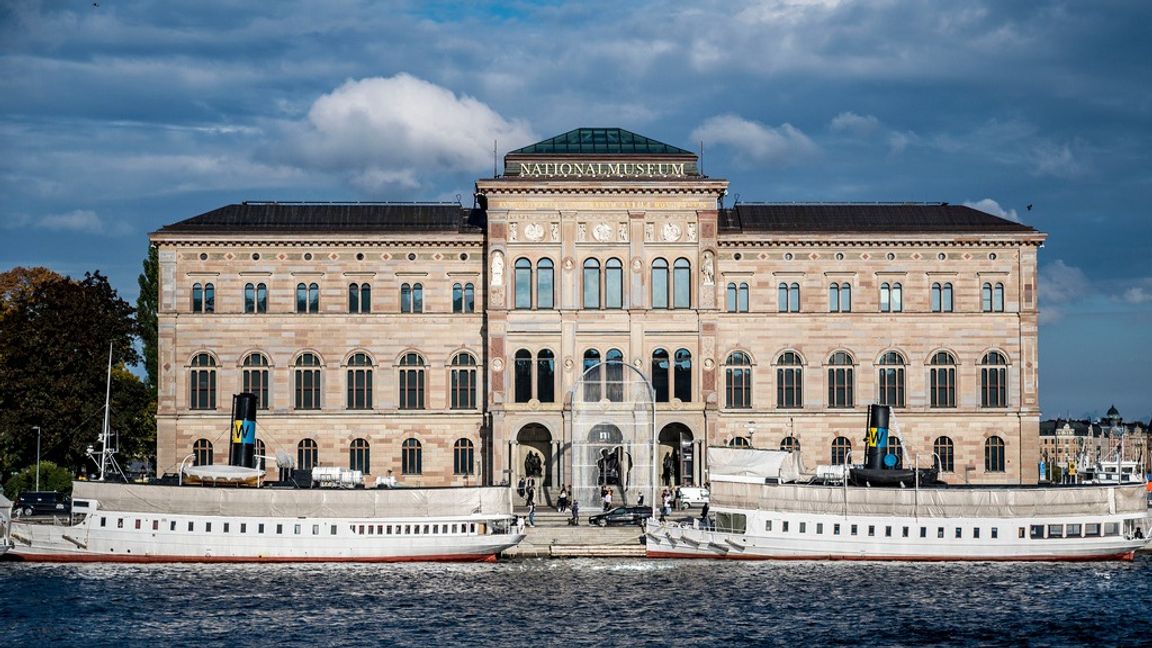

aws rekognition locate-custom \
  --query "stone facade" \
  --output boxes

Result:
[151,129,1046,490]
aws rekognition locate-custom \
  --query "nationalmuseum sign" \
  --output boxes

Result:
[509,161,692,179]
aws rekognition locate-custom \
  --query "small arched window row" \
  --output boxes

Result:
[191,282,216,314]
[452,282,476,313]
[828,282,852,313]
[726,282,750,313]
[652,257,692,310]
[348,282,372,314]
[513,348,556,404]
[581,257,624,310]
[879,282,903,313]
[931,282,954,313]
[244,282,267,314]
[296,282,319,314]
[982,282,1005,313]
[400,282,424,313]
[651,347,692,403]
[778,282,800,313]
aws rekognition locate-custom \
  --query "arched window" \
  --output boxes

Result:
[651,348,670,402]
[605,258,623,309]
[724,352,752,409]
[242,352,269,410]
[453,438,475,476]
[778,282,800,312]
[880,282,902,313]
[464,282,475,313]
[582,349,602,401]
[297,282,318,313]
[346,352,373,410]
[583,259,601,308]
[398,353,425,410]
[453,282,477,313]
[536,259,554,309]
[537,349,555,403]
[514,349,532,403]
[780,436,800,453]
[776,351,803,408]
[191,282,215,313]
[829,283,852,312]
[931,282,953,313]
[297,438,318,472]
[877,351,906,408]
[402,438,423,475]
[831,436,852,465]
[515,258,532,309]
[985,436,1006,472]
[296,283,307,313]
[450,353,477,410]
[349,438,370,474]
[674,348,692,402]
[244,283,256,313]
[726,282,750,313]
[727,283,737,312]
[412,283,423,312]
[652,258,669,309]
[204,283,215,312]
[192,438,213,466]
[728,436,751,448]
[605,348,625,402]
[256,282,267,313]
[189,353,217,410]
[981,351,1008,408]
[401,283,412,313]
[933,436,954,473]
[982,282,1004,312]
[929,351,956,408]
[401,283,423,313]
[673,258,691,309]
[348,283,371,313]
[826,352,854,408]
[307,283,319,313]
[294,352,321,410]
[192,282,203,313]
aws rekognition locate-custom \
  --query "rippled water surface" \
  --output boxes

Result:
[2,556,1150,646]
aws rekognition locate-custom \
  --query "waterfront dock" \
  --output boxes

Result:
[503,506,645,558]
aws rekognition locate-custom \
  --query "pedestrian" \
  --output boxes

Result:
[527,501,536,527]
[699,503,710,529]
[570,499,580,526]
[526,483,535,506]
[637,493,645,507]
[558,486,569,512]
[517,477,526,500]
[516,515,525,534]
[602,488,612,512]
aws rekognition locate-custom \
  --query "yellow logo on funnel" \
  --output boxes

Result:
[866,427,878,447]
[232,420,243,443]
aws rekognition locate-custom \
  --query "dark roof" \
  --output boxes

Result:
[155,202,483,235]
[509,128,693,156]
[719,203,1037,234]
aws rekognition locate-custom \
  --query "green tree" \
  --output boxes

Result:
[0,269,147,477]
[137,246,159,395]
[3,460,74,499]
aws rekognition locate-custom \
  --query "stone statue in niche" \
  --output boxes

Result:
[645,223,654,241]
[618,223,628,242]
[702,251,715,285]
[524,222,544,242]
[577,223,587,241]
[491,250,504,286]
[687,222,697,242]
[551,223,560,241]
[508,222,519,242]
[593,222,612,242]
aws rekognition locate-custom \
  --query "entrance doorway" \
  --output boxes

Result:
[658,423,696,487]
[516,424,552,505]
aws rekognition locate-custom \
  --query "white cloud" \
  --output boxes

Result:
[3,209,129,236]
[1030,142,1085,178]
[963,198,1019,222]
[1120,279,1152,305]
[691,115,817,166]
[1038,259,1091,323]
[829,111,880,137]
[282,74,536,191]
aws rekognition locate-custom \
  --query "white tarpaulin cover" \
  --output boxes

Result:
[708,447,803,484]
[182,465,263,483]
[714,480,1149,519]
[73,481,513,519]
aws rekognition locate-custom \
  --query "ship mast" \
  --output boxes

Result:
[99,342,113,481]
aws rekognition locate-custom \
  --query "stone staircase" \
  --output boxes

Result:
[502,505,646,558]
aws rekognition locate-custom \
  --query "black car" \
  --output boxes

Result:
[13,491,71,517]
[588,506,652,527]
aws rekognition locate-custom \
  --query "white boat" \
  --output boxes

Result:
[6,479,523,563]
[0,491,12,557]
[646,446,1151,562]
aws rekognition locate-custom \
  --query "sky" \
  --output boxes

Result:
[1,0,1149,421]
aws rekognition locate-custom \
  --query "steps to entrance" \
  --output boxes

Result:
[504,505,646,558]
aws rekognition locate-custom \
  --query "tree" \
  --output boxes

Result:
[137,246,159,395]
[0,269,148,477]
[3,460,73,499]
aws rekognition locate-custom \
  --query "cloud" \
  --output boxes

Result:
[3,209,130,236]
[1030,142,1085,178]
[1120,278,1152,305]
[280,74,536,192]
[691,115,817,166]
[1038,259,1090,323]
[963,198,1019,222]
[829,112,880,137]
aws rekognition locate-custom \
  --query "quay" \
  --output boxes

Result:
[503,506,645,559]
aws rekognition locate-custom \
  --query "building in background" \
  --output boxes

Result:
[1040,406,1150,482]
[150,128,1046,494]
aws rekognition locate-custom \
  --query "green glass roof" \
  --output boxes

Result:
[510,128,693,156]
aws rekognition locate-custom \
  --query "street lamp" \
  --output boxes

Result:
[745,421,757,447]
[32,426,41,491]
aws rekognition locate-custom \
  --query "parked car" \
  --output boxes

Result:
[13,491,71,517]
[677,486,710,509]
[588,506,652,527]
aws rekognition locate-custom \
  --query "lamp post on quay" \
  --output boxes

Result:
[33,425,41,491]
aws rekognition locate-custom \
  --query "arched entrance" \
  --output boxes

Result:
[516,424,553,500]
[658,423,696,487]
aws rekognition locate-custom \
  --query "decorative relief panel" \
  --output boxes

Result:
[593,222,613,242]
[662,222,682,242]
[524,222,544,242]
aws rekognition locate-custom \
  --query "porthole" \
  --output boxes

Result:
[252,253,260,261]
[199,253,208,261]
[784,253,793,261]
[886,253,895,261]
[356,252,365,261]
[408,253,417,261]
[734,253,742,261]
[937,253,947,261]
[989,252,997,260]
[459,253,468,261]
[304,252,313,261]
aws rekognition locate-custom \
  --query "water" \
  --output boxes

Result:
[2,556,1151,646]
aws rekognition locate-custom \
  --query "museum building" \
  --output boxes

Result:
[150,127,1046,493]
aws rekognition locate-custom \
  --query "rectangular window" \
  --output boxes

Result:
[868,525,875,537]
[833,523,841,535]
[1018,527,1025,539]
[799,522,806,534]
[1030,525,1044,539]
[1085,523,1100,537]
[240,523,247,533]
[816,523,823,535]
[331,525,338,535]
[1047,524,1063,539]
[902,527,909,538]
[782,521,789,533]
[206,522,212,532]
[991,528,998,539]
[766,520,773,532]
[938,527,945,539]
[258,523,265,534]
[313,525,320,535]
[188,521,194,532]
[920,527,926,538]
[955,528,962,539]
[973,527,980,539]
[223,523,230,533]
[276,524,283,534]
[169,521,175,531]
[1104,523,1119,536]
[294,524,301,535]
[885,526,892,537]
[1066,524,1081,537]
[850,524,858,536]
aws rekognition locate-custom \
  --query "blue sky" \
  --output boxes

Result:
[1,1,1149,421]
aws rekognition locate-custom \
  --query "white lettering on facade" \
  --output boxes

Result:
[517,161,688,178]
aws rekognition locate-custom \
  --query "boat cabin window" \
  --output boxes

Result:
[1029,525,1044,539]
[152,520,158,531]
[206,522,212,532]
[134,520,141,530]
[919,527,927,538]
[816,523,824,534]
[117,518,124,529]
[223,523,230,533]
[885,526,892,537]
[937,527,944,539]
[955,528,962,539]
[470,523,476,533]
[1104,523,1119,536]
[170,521,176,532]
[850,524,858,536]
[765,520,773,532]
[782,521,789,532]
[868,525,875,537]
[1085,523,1101,537]
[799,522,806,533]
[715,512,747,534]
[276,524,283,534]
[240,523,246,533]
[991,528,998,539]
[258,523,265,534]
[973,528,980,539]
[314,525,320,535]
[1047,525,1063,539]
[294,524,301,535]
[833,523,841,535]
[1018,527,1025,539]
[1066,524,1081,537]
[332,526,338,535]
[100,517,106,527]
[188,521,194,532]
[424,524,431,534]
